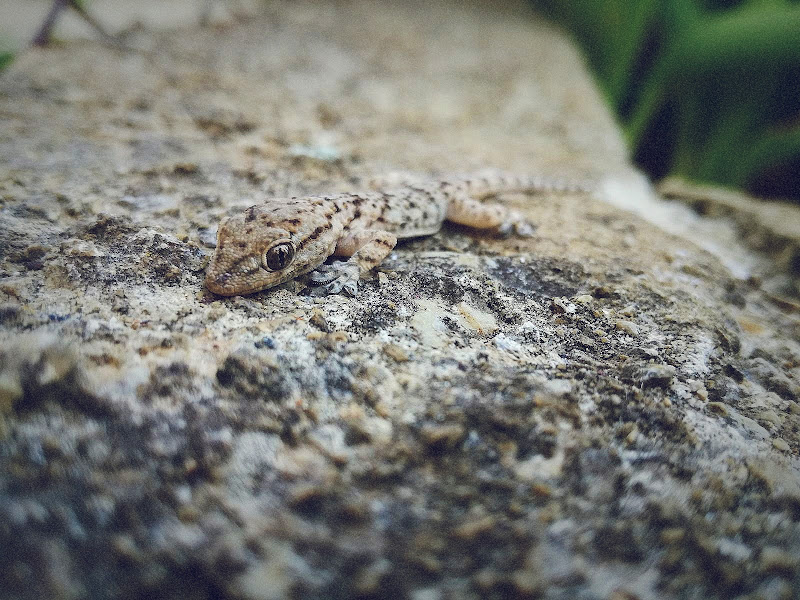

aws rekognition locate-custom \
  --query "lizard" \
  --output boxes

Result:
[205,170,593,296]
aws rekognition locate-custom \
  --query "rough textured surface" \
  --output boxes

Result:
[1,2,799,599]
[659,177,800,302]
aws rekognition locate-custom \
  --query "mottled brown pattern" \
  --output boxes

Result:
[205,171,593,296]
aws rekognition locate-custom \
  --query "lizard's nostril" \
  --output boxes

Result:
[205,271,234,296]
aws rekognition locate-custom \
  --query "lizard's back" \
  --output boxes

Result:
[334,185,449,239]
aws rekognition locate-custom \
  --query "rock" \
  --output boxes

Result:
[419,423,466,450]
[772,438,790,452]
[454,302,499,335]
[641,364,677,387]
[383,343,409,362]
[760,547,798,577]
[615,320,640,336]
[707,402,729,416]
[453,514,497,540]
[621,363,677,388]
[746,358,799,401]
[1,1,799,599]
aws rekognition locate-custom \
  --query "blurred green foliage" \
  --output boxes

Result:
[0,51,14,72]
[532,0,800,199]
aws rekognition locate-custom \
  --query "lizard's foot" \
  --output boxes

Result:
[497,215,536,238]
[308,261,360,296]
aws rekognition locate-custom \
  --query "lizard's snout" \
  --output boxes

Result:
[204,251,283,296]
[204,268,234,296]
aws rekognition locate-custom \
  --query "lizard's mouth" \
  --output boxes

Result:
[205,272,274,296]
[206,272,296,296]
[205,253,297,296]
[205,271,237,296]
[205,254,262,296]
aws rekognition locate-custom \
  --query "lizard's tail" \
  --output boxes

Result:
[459,169,597,198]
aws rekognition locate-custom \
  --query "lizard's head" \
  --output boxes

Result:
[205,208,306,296]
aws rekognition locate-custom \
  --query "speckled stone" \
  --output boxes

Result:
[1,1,799,600]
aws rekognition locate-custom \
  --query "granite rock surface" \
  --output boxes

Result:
[1,2,799,599]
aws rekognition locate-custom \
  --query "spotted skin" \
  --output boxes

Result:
[205,170,593,296]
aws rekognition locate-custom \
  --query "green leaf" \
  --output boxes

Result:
[0,51,14,72]
[604,0,658,108]
[732,127,800,187]
[529,0,800,195]
[676,5,800,73]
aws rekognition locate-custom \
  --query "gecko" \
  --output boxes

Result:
[205,170,593,296]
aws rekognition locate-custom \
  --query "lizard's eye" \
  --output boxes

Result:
[262,241,296,271]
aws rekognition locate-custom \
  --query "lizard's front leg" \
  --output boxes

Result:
[308,230,397,295]
[445,193,535,237]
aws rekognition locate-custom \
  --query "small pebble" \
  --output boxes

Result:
[640,364,676,387]
[771,438,790,452]
[453,515,496,540]
[420,423,465,449]
[759,546,797,576]
[383,343,409,362]
[309,309,330,331]
[615,320,639,336]
[707,402,728,416]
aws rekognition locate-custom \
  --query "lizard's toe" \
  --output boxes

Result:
[341,280,358,296]
[514,220,536,237]
[497,218,536,238]
[497,221,514,238]
[309,265,339,284]
[308,261,360,296]
[326,278,344,294]
[497,207,536,238]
